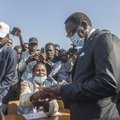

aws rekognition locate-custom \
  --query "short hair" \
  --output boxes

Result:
[59,48,66,55]
[33,62,47,72]
[67,47,78,54]
[55,44,60,48]
[45,42,55,49]
[14,45,22,51]
[65,12,92,27]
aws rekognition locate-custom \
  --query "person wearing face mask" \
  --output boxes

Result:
[19,62,59,116]
[67,20,85,49]
[68,29,84,49]
[31,12,120,120]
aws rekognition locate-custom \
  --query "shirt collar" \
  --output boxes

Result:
[87,28,95,39]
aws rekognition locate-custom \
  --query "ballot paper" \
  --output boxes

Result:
[23,111,48,120]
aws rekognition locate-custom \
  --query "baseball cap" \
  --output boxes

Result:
[29,37,38,44]
[0,22,10,38]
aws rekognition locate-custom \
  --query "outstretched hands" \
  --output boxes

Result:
[30,90,48,102]
[42,84,63,99]
[30,84,63,103]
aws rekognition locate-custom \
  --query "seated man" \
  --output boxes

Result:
[19,62,59,116]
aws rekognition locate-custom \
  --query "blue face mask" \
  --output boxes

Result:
[69,32,84,47]
[33,76,47,84]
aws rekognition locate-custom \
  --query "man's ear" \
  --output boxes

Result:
[81,21,88,30]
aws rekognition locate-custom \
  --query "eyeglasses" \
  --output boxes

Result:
[66,21,83,38]
[66,25,79,37]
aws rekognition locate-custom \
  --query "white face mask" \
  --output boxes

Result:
[69,32,84,47]
[33,76,47,84]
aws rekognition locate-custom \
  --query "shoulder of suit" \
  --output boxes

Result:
[3,45,16,54]
[95,29,111,36]
[92,29,111,40]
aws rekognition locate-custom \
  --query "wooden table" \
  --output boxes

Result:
[5,110,70,120]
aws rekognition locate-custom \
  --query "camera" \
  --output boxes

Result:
[41,47,45,53]
[11,27,21,35]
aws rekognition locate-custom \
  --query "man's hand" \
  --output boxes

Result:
[40,53,47,63]
[42,84,63,99]
[30,90,49,102]
[30,84,63,103]
[14,27,21,37]
[25,53,36,64]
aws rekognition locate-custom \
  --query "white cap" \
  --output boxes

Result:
[0,22,10,38]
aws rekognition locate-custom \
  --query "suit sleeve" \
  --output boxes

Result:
[0,49,18,100]
[60,32,119,102]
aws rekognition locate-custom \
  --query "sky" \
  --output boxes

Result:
[0,0,120,50]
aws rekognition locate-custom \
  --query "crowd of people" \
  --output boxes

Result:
[0,20,79,117]
[1,11,120,120]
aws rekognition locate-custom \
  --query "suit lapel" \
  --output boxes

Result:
[78,29,100,56]
[71,29,100,80]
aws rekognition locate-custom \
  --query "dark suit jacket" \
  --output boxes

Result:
[0,45,17,103]
[60,29,120,120]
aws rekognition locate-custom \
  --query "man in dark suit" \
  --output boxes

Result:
[30,12,120,120]
[0,22,17,111]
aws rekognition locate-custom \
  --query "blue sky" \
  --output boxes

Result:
[0,0,120,50]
